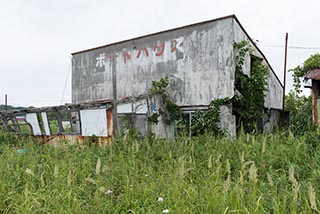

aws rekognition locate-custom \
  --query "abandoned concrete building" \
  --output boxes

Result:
[71,15,283,137]
[0,15,283,141]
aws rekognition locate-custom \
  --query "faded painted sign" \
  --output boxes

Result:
[95,37,184,70]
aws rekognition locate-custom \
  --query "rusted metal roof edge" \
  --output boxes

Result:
[305,68,320,80]
[0,94,149,116]
[71,14,236,55]
[232,17,284,89]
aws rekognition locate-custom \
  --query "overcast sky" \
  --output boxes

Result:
[0,0,319,107]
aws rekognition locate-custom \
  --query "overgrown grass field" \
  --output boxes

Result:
[0,132,320,213]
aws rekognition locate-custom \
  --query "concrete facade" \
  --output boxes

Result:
[71,15,283,135]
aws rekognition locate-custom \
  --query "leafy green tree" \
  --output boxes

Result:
[285,91,313,135]
[285,53,320,135]
[289,53,320,93]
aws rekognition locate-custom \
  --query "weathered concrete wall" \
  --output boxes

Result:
[232,19,284,110]
[72,17,235,106]
[72,16,284,135]
[219,104,236,135]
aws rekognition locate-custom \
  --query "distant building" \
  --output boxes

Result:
[71,15,283,136]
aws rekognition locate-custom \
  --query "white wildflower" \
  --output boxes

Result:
[162,209,169,213]
[105,189,113,195]
[157,197,164,202]
[145,174,148,177]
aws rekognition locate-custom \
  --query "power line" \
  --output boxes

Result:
[254,39,320,50]
[60,58,71,105]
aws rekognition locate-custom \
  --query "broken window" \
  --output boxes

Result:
[176,111,193,137]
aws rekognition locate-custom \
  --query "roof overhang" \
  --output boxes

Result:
[305,69,320,80]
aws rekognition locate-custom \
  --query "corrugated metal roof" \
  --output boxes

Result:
[305,69,320,80]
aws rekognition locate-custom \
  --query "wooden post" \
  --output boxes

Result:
[5,94,7,111]
[312,80,318,126]
[112,54,118,137]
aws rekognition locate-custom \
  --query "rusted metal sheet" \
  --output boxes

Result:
[305,69,320,80]
[107,109,113,137]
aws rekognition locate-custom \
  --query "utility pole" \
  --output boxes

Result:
[5,94,7,112]
[112,54,118,137]
[282,33,288,112]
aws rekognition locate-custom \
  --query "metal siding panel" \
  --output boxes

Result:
[41,112,51,135]
[26,113,42,135]
[80,109,108,136]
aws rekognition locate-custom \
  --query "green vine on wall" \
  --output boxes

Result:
[148,77,181,125]
[148,41,269,135]
[191,98,230,136]
[233,41,269,133]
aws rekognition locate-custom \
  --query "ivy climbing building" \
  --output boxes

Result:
[71,15,283,136]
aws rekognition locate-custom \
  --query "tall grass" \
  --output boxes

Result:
[0,131,319,213]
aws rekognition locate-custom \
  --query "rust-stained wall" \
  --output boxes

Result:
[72,17,235,106]
[71,15,284,135]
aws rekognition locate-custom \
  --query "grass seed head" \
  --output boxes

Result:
[67,171,72,185]
[208,155,212,169]
[224,174,231,193]
[226,159,231,175]
[308,182,317,210]
[99,187,106,193]
[267,173,273,186]
[289,166,300,202]
[54,164,59,178]
[96,157,101,175]
[25,168,34,176]
[85,177,97,185]
[40,174,45,187]
[249,162,257,183]
[262,137,267,153]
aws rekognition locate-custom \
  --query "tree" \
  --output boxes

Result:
[289,53,320,94]
[285,53,320,135]
[285,91,313,135]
